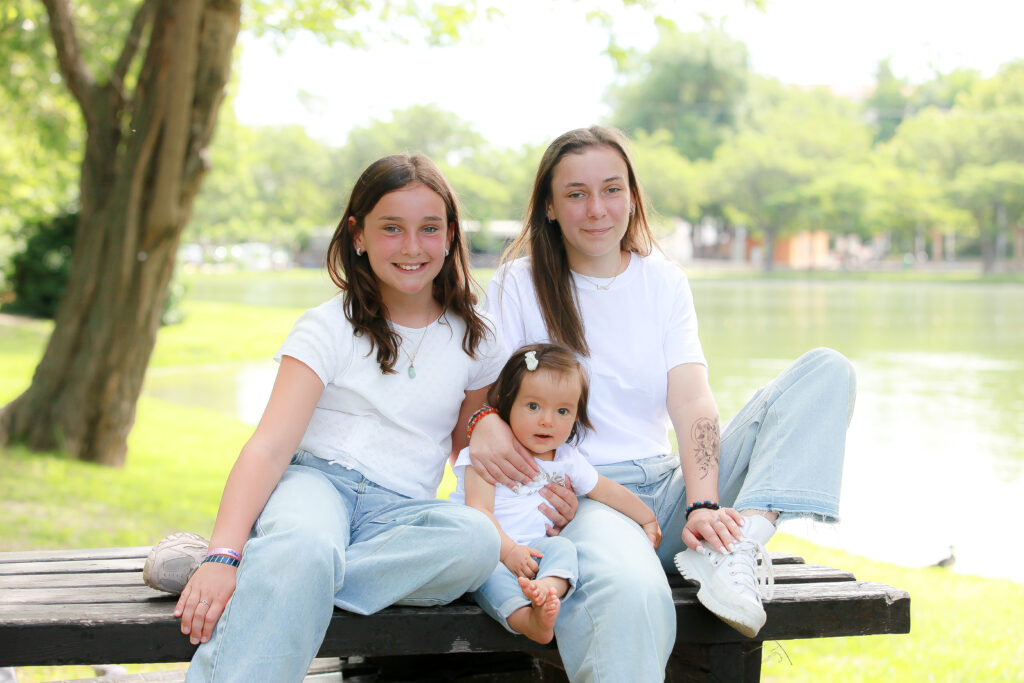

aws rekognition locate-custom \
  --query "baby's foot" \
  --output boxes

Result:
[515,576,561,644]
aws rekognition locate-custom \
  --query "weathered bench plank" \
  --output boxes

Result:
[0,547,910,680]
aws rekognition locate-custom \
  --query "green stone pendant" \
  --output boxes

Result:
[408,365,417,379]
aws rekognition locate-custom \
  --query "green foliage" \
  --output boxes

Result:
[0,2,83,241]
[866,59,909,143]
[609,24,750,159]
[1,212,77,318]
[188,112,342,245]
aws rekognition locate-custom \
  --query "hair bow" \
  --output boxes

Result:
[524,350,539,371]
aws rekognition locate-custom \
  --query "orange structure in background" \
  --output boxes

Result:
[772,230,831,268]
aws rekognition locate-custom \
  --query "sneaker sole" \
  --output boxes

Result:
[674,550,765,638]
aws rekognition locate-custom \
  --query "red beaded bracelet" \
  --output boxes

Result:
[466,405,498,439]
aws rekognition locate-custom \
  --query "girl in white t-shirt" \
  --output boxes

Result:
[145,155,506,683]
[469,126,855,680]
[452,343,660,644]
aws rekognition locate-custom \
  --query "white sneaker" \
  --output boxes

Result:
[673,514,776,637]
[143,531,209,594]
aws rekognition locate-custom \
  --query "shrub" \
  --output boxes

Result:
[1,212,77,318]
[1,212,185,324]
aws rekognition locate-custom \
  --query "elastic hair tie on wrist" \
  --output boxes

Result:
[201,554,240,568]
[206,547,241,561]
[467,404,498,439]
[685,501,720,519]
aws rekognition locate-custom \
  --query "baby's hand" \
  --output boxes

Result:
[501,544,542,578]
[642,520,662,550]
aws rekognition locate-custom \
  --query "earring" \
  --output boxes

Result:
[444,248,450,257]
[355,247,363,256]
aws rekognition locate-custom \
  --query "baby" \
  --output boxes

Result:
[452,343,661,643]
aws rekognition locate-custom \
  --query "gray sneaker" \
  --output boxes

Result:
[143,531,209,594]
[673,515,776,637]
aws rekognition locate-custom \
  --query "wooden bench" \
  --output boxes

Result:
[0,546,909,682]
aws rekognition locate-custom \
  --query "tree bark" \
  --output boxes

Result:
[0,0,240,465]
[762,225,776,272]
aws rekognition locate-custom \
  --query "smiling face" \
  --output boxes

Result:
[351,183,451,311]
[545,145,633,276]
[508,369,582,460]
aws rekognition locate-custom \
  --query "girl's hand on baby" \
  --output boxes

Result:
[174,562,237,645]
[469,415,538,488]
[501,544,543,578]
[641,520,662,550]
[539,475,577,535]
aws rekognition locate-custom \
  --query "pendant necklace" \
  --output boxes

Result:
[399,320,432,379]
[576,271,620,291]
[576,252,628,291]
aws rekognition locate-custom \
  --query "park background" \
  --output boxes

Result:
[2,0,1023,681]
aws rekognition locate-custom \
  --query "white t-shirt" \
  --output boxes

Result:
[450,443,600,544]
[485,252,706,466]
[275,296,505,499]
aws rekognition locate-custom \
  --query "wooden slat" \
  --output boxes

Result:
[0,547,151,564]
[1,585,171,606]
[0,557,144,576]
[0,562,845,598]
[667,563,853,590]
[0,581,909,666]
[0,571,145,590]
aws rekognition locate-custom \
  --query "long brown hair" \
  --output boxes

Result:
[325,154,489,373]
[487,343,594,445]
[501,126,657,356]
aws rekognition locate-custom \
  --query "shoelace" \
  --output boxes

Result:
[699,536,775,601]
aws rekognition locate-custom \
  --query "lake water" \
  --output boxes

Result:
[143,276,1024,581]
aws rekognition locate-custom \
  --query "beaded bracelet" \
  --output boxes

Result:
[202,554,240,568]
[685,500,720,519]
[466,405,498,439]
[206,547,241,561]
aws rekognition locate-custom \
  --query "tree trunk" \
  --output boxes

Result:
[1014,224,1024,270]
[0,0,240,465]
[762,226,776,272]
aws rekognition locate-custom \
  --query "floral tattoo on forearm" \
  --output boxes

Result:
[691,417,720,480]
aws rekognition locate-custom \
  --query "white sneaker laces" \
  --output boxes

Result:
[700,536,775,601]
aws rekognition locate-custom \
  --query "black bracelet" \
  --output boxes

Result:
[685,501,720,519]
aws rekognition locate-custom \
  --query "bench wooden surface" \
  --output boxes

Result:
[0,546,910,681]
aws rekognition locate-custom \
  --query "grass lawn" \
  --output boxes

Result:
[2,276,1023,681]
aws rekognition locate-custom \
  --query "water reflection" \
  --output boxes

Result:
[141,280,1024,581]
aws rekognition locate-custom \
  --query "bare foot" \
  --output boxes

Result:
[507,576,562,644]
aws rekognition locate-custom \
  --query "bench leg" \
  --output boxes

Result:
[666,642,762,683]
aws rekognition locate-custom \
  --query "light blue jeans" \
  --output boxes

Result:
[186,451,501,683]
[553,348,856,681]
[471,534,578,633]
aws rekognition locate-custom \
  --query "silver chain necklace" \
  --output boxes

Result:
[576,271,621,291]
[575,253,628,291]
[399,321,431,379]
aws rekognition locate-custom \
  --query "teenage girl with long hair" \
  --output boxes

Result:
[150,154,506,682]
[469,126,856,681]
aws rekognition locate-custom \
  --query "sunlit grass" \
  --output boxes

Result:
[764,533,1024,682]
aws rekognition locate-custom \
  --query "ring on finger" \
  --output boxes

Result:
[199,599,210,606]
